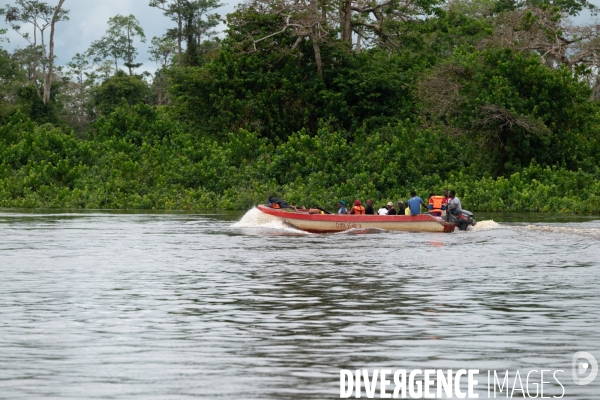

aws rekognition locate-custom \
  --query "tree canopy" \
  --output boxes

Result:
[1,0,600,211]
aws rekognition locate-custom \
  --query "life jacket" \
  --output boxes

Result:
[272,203,281,209]
[352,206,365,215]
[429,196,445,212]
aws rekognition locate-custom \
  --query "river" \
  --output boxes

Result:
[0,208,599,399]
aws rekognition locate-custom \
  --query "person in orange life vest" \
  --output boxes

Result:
[428,192,446,216]
[268,196,291,209]
[349,200,365,215]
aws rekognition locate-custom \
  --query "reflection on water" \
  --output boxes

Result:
[0,210,599,399]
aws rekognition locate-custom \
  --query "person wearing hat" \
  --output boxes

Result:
[337,200,348,214]
[386,201,397,215]
[397,200,405,215]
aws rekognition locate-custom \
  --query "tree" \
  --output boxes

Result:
[88,14,146,76]
[149,35,178,68]
[476,5,600,97]
[92,70,149,115]
[188,0,223,62]
[150,0,187,65]
[524,0,596,16]
[348,0,443,50]
[149,35,177,105]
[61,52,96,128]
[230,0,329,78]
[43,0,66,104]
[149,0,223,67]
[1,0,69,104]
[0,27,8,43]
[0,46,26,123]
[229,0,443,78]
[416,48,597,174]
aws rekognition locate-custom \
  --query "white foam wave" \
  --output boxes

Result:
[469,220,501,232]
[232,207,309,234]
[337,227,387,235]
[524,225,600,237]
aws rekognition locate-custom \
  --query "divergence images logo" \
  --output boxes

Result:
[572,352,598,385]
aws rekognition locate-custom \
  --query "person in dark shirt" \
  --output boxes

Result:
[268,196,291,209]
[386,201,397,215]
[397,201,405,215]
[365,199,375,215]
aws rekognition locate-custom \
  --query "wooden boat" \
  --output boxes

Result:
[257,205,458,233]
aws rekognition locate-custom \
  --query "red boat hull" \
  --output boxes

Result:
[257,205,457,233]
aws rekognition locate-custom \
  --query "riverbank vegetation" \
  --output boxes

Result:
[1,0,600,212]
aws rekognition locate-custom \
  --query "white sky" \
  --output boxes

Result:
[0,0,599,74]
[0,0,239,73]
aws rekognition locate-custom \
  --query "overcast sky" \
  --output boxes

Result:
[1,0,599,74]
[0,0,240,73]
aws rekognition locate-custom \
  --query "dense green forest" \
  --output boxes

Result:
[1,0,600,212]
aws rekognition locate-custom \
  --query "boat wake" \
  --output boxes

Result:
[232,207,309,234]
[468,220,502,232]
[523,225,600,238]
[337,227,387,235]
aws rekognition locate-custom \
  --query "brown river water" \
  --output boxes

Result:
[0,208,599,399]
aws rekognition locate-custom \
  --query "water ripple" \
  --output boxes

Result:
[0,211,599,399]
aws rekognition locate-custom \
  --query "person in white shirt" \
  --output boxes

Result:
[377,205,388,215]
[447,190,462,216]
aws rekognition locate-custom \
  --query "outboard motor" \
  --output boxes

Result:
[447,210,475,231]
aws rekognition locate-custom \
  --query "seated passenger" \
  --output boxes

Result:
[397,201,406,215]
[386,201,397,215]
[428,193,446,216]
[349,200,365,214]
[406,191,425,215]
[365,199,375,215]
[447,190,462,216]
[268,196,292,209]
[377,204,389,215]
[337,200,348,214]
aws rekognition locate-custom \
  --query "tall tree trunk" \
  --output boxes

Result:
[32,26,41,98]
[184,13,198,67]
[311,32,323,79]
[340,0,352,44]
[41,26,47,79]
[44,0,66,105]
[127,26,133,75]
[177,13,183,66]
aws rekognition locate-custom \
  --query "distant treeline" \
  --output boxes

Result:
[1,0,600,212]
